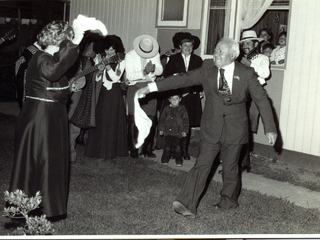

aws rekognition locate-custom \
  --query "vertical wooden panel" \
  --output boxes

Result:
[280,0,320,156]
[300,0,317,154]
[69,0,157,52]
[308,0,320,156]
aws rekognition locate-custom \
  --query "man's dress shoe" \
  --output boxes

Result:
[172,200,196,218]
[213,204,222,209]
[183,154,191,160]
[241,164,251,172]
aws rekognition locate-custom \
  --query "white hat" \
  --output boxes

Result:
[133,35,159,58]
[239,30,263,43]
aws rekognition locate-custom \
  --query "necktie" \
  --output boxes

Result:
[218,68,231,102]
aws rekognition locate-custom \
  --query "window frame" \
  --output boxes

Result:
[200,0,291,67]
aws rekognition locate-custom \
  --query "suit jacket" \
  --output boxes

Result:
[156,59,277,145]
[164,53,203,94]
[164,53,203,77]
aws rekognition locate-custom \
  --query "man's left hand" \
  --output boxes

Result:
[266,132,277,146]
[136,86,150,98]
[240,57,251,67]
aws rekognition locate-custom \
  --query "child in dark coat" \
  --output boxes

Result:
[158,95,189,166]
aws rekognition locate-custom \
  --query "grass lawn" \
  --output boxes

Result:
[0,113,320,236]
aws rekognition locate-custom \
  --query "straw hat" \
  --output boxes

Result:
[133,35,159,58]
[239,30,263,43]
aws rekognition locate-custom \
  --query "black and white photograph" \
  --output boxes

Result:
[0,0,319,238]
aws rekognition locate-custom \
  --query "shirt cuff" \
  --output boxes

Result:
[148,82,158,92]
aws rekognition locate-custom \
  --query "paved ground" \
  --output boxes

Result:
[1,101,320,211]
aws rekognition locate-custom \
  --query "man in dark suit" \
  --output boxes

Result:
[137,37,277,218]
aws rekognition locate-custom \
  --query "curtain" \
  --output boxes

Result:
[241,0,273,30]
[223,0,232,37]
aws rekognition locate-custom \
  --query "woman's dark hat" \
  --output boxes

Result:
[172,32,200,50]
[106,34,125,53]
[94,34,125,54]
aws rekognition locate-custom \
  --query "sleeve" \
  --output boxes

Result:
[150,53,163,77]
[156,66,205,93]
[279,47,286,61]
[248,69,277,134]
[38,40,79,82]
[15,56,26,76]
[125,51,145,81]
[163,55,177,78]
[250,55,270,79]
[105,60,126,83]
[269,48,276,62]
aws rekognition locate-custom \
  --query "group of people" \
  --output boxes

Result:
[256,28,287,66]
[9,15,278,221]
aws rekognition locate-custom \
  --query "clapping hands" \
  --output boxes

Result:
[144,61,156,74]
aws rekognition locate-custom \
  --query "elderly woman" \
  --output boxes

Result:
[8,20,85,220]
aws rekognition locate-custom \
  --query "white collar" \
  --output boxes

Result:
[181,53,191,59]
[33,41,42,50]
[44,45,59,55]
[220,61,235,71]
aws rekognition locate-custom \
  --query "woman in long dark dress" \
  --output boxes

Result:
[85,35,128,160]
[8,20,85,219]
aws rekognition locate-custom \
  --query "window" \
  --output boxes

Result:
[204,0,290,55]
[206,0,226,55]
[249,0,289,46]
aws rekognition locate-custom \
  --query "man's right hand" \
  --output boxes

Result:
[136,86,150,98]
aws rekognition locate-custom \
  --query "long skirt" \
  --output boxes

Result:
[85,83,128,159]
[9,99,69,218]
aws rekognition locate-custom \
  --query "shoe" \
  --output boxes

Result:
[241,165,251,173]
[162,162,168,165]
[172,201,196,218]
[143,151,156,158]
[183,154,191,160]
[76,140,86,146]
[176,161,183,167]
[213,204,222,209]
[130,149,139,158]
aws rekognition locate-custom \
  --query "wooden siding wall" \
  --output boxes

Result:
[280,0,320,156]
[69,0,157,53]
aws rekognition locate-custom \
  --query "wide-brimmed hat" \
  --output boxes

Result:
[239,30,263,43]
[172,32,200,50]
[133,35,159,58]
